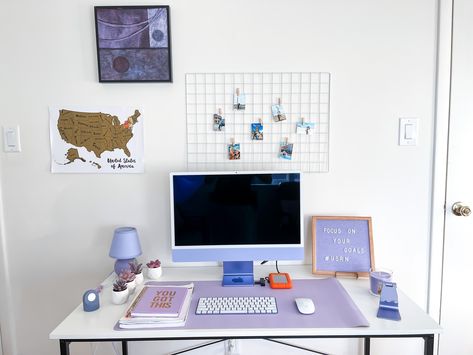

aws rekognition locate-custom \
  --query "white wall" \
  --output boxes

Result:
[0,0,438,354]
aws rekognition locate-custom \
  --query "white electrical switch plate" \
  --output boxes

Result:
[399,118,418,146]
[404,124,414,139]
[3,126,21,152]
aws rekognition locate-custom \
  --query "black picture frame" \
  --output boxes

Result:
[94,5,172,83]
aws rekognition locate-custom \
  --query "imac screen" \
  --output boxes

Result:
[171,172,301,247]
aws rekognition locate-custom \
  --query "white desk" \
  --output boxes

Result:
[50,265,441,355]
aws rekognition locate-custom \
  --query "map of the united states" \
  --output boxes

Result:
[57,109,141,161]
[50,106,144,173]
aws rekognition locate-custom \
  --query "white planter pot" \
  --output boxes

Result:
[112,288,129,305]
[148,267,162,280]
[134,272,144,285]
[126,279,136,294]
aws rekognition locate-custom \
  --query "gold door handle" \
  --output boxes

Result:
[452,202,472,217]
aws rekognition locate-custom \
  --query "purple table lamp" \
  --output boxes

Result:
[109,227,142,275]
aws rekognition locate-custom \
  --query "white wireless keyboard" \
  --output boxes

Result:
[196,296,278,315]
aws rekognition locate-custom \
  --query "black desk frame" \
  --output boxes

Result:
[59,333,435,355]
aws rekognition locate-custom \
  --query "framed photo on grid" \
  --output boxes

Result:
[94,6,172,83]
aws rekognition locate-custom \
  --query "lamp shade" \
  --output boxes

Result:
[109,227,142,259]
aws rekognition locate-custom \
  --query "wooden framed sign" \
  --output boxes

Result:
[312,216,375,277]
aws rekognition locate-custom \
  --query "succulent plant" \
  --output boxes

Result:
[129,261,143,275]
[113,279,127,292]
[118,270,136,283]
[146,259,161,268]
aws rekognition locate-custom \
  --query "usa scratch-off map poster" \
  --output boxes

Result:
[49,106,144,173]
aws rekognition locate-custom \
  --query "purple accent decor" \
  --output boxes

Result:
[109,227,142,275]
[222,261,254,286]
[377,282,401,321]
[170,171,304,265]
[315,219,371,272]
[172,247,304,262]
[94,6,172,82]
[114,258,137,275]
[131,286,188,317]
[369,270,392,295]
[117,278,369,330]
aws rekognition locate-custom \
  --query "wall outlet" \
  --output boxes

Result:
[224,339,240,355]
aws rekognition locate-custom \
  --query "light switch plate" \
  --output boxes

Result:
[399,118,418,146]
[3,126,21,152]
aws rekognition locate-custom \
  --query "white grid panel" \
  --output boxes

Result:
[185,72,330,173]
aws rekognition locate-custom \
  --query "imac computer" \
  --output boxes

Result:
[170,171,304,286]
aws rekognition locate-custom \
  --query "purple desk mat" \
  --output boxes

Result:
[118,278,369,330]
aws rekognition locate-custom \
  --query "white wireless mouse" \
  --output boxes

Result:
[295,298,315,314]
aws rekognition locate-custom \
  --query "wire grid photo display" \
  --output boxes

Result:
[185,72,330,172]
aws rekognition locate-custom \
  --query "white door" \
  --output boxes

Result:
[438,0,473,354]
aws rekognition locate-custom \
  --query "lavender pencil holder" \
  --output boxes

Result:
[369,268,393,296]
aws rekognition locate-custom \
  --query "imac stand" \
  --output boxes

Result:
[222,261,254,286]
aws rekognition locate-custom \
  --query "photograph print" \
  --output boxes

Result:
[251,123,263,140]
[213,113,225,131]
[272,104,286,122]
[94,6,172,82]
[296,122,315,135]
[228,143,241,160]
[233,92,246,110]
[279,142,294,160]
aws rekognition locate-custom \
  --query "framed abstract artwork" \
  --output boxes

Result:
[94,6,172,82]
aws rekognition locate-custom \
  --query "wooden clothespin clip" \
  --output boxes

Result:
[278,97,281,105]
[284,137,288,144]
[236,88,240,96]
[258,118,262,124]
[218,108,223,115]
[230,137,235,145]
[301,117,305,123]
